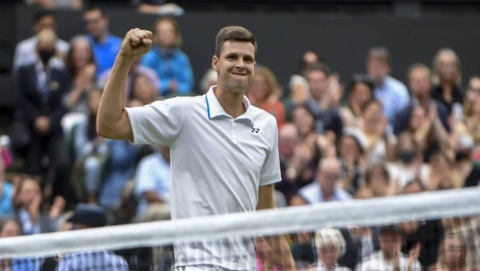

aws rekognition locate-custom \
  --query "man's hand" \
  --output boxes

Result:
[119,28,153,59]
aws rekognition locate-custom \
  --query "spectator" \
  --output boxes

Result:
[70,89,108,204]
[337,133,367,196]
[387,132,429,189]
[276,123,314,203]
[284,74,310,121]
[303,64,344,138]
[255,235,281,271]
[199,68,217,94]
[437,231,470,271]
[134,0,184,16]
[140,17,194,97]
[364,164,396,197]
[13,9,69,70]
[356,225,422,271]
[57,204,129,271]
[0,218,41,270]
[425,150,455,191]
[97,55,159,102]
[291,157,351,205]
[400,179,444,268]
[366,47,409,124]
[303,228,352,271]
[296,50,324,77]
[340,74,375,129]
[345,100,395,166]
[130,73,161,105]
[394,63,449,135]
[83,6,121,76]
[64,35,97,115]
[246,65,285,128]
[462,75,480,142]
[0,153,14,218]
[13,177,63,235]
[431,48,464,114]
[15,29,71,202]
[134,145,171,222]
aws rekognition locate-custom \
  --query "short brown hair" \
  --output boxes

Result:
[154,17,183,47]
[215,26,256,57]
[367,46,391,66]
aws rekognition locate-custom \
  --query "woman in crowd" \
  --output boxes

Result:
[64,35,96,114]
[437,231,470,271]
[340,74,374,129]
[431,48,464,114]
[303,228,351,271]
[246,65,285,128]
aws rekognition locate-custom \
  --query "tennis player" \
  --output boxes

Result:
[97,26,295,270]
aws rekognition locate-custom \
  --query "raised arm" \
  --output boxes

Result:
[96,28,152,140]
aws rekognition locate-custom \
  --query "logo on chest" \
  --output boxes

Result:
[251,128,260,133]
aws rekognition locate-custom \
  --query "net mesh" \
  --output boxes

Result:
[0,188,479,271]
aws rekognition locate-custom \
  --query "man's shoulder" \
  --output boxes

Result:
[386,76,408,91]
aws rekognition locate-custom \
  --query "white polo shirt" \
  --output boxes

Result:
[125,86,281,269]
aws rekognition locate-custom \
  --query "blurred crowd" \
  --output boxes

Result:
[0,4,479,271]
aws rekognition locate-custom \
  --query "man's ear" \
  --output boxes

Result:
[212,55,219,71]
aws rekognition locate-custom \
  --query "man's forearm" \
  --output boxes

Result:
[264,235,295,271]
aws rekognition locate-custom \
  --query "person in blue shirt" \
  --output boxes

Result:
[83,6,122,77]
[140,17,194,97]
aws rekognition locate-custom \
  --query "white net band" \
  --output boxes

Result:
[1,187,479,259]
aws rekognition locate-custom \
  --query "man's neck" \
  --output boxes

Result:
[214,86,245,118]
[95,32,109,44]
[416,95,430,108]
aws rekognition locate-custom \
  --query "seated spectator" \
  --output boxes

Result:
[337,133,367,196]
[71,89,108,204]
[386,132,429,189]
[140,17,194,97]
[356,225,422,271]
[13,9,69,70]
[134,146,171,222]
[0,218,41,270]
[366,47,409,124]
[83,6,121,76]
[462,75,480,142]
[15,29,71,202]
[345,100,395,166]
[65,35,97,115]
[425,150,455,191]
[97,55,159,102]
[431,48,464,114]
[284,74,310,121]
[400,180,443,268]
[393,63,449,136]
[13,177,63,235]
[57,204,129,271]
[303,228,352,271]
[290,157,351,205]
[246,65,285,128]
[296,50,325,78]
[277,123,315,203]
[130,73,161,105]
[364,164,397,197]
[303,63,343,138]
[436,231,469,271]
[340,74,374,129]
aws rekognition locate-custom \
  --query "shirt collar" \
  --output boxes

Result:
[205,85,254,127]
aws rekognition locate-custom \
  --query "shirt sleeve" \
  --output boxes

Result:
[125,98,185,146]
[259,116,281,186]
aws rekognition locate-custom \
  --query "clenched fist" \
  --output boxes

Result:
[119,28,153,58]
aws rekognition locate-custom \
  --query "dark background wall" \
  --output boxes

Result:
[13,6,480,92]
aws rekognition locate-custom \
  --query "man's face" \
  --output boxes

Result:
[212,41,256,95]
[34,16,55,34]
[306,70,328,102]
[155,20,176,48]
[379,232,402,259]
[367,59,390,85]
[318,162,341,196]
[409,68,431,98]
[84,9,108,40]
